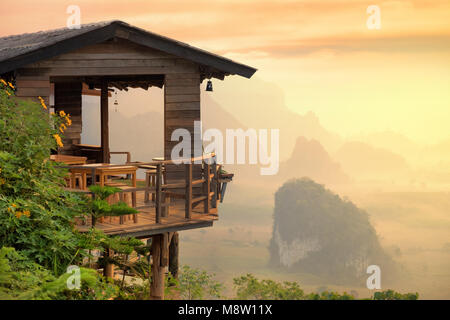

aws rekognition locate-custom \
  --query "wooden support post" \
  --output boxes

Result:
[203,162,211,213]
[161,233,169,268]
[100,81,110,164]
[155,164,162,223]
[185,163,192,219]
[169,232,179,279]
[103,248,114,279]
[211,159,218,209]
[150,234,167,300]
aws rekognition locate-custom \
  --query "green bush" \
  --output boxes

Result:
[233,274,417,300]
[0,247,118,300]
[0,80,89,275]
[176,265,223,300]
[234,274,305,300]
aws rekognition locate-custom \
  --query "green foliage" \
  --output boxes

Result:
[88,185,121,200]
[0,83,86,275]
[0,83,138,300]
[232,273,417,300]
[234,274,304,300]
[0,247,118,300]
[305,291,355,300]
[85,185,138,225]
[269,178,396,284]
[373,290,419,300]
[176,265,223,300]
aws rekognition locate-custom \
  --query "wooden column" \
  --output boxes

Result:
[100,82,110,163]
[164,73,201,184]
[150,233,169,300]
[169,232,179,279]
[103,248,114,279]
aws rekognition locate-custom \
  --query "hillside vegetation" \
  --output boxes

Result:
[269,178,397,285]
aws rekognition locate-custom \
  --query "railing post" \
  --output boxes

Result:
[211,156,217,209]
[156,163,162,223]
[185,162,192,219]
[203,160,211,213]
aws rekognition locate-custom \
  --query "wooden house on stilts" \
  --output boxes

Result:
[0,21,256,299]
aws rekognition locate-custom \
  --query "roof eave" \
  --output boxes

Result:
[0,21,257,79]
[0,23,118,75]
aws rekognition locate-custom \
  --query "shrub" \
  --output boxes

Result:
[0,80,88,275]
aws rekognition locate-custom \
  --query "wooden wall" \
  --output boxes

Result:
[15,38,204,176]
[15,72,50,109]
[20,38,199,77]
[164,73,202,183]
[54,82,82,154]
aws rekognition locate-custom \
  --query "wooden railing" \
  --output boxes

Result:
[60,153,219,226]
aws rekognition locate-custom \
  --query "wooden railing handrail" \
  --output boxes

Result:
[67,154,219,226]
[54,152,216,170]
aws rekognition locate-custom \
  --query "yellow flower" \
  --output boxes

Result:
[0,178,5,185]
[0,79,6,86]
[6,91,11,96]
[23,210,31,217]
[12,203,17,208]
[38,97,47,110]
[59,123,67,133]
[53,134,64,147]
[7,207,11,212]
[15,211,22,219]
[59,110,66,117]
[8,82,14,89]
[66,116,72,126]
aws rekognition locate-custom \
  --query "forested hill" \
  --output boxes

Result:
[269,178,397,285]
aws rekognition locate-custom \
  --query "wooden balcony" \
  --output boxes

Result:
[70,154,225,238]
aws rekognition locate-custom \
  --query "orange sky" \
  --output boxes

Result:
[1,0,449,143]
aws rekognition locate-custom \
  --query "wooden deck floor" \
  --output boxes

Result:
[76,192,218,238]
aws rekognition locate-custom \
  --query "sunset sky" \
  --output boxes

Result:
[1,0,449,144]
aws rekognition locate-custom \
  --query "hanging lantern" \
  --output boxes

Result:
[114,91,119,112]
[206,80,213,92]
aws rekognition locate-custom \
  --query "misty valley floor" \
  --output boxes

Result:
[179,190,450,299]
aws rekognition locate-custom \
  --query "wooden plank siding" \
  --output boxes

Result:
[14,73,50,107]
[54,82,82,154]
[164,73,202,184]
[16,38,205,173]
[20,39,199,77]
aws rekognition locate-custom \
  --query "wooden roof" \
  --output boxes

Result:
[0,20,257,79]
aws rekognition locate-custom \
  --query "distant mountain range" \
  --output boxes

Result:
[79,77,449,187]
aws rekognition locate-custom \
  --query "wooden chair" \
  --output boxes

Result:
[65,173,84,190]
[104,181,136,224]
[144,168,157,203]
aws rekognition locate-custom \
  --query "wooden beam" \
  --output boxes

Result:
[100,81,110,163]
[150,234,164,300]
[185,163,192,219]
[103,248,114,279]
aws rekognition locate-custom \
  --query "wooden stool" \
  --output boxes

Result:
[105,182,137,224]
[66,173,84,189]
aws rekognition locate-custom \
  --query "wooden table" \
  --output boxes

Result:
[69,163,137,190]
[50,154,87,165]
